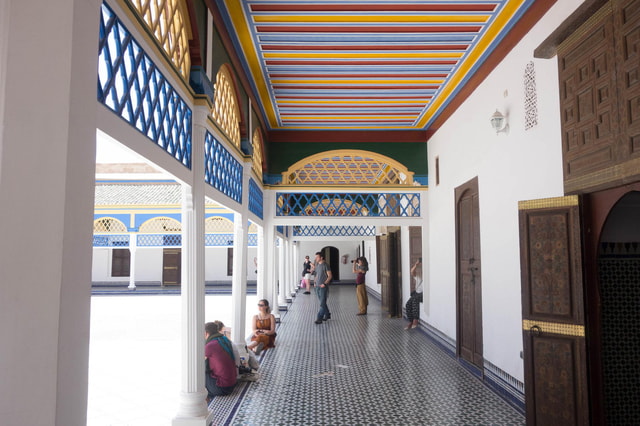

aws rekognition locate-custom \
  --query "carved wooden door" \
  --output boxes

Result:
[409,226,422,293]
[162,248,181,285]
[377,228,402,317]
[455,177,483,369]
[377,234,391,313]
[519,195,588,425]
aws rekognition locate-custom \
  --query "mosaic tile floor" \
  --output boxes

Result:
[210,285,525,425]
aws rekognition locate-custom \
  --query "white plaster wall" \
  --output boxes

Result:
[136,249,164,281]
[296,240,365,282]
[424,0,584,381]
[92,246,259,282]
[91,248,111,281]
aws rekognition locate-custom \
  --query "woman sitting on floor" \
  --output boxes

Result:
[248,299,276,355]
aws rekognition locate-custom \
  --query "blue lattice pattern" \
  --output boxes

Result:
[98,2,192,169]
[204,233,259,247]
[248,178,263,219]
[205,233,234,246]
[276,192,420,217]
[137,234,182,246]
[204,132,243,203]
[293,226,376,237]
[93,234,130,247]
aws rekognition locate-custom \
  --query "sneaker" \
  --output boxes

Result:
[304,291,310,294]
[356,312,367,316]
[254,342,264,356]
[314,320,323,324]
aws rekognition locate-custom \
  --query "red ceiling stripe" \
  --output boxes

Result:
[273,85,439,90]
[256,26,482,33]
[270,74,449,78]
[261,45,469,51]
[250,4,497,12]
[282,120,416,123]
[266,60,458,65]
[278,105,426,108]
[275,94,430,98]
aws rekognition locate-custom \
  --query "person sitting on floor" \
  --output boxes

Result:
[247,299,276,355]
[204,321,237,403]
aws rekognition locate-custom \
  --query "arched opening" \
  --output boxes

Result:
[597,190,640,424]
[320,245,340,281]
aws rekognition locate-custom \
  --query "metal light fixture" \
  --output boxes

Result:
[490,109,508,134]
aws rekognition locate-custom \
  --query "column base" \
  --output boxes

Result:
[172,390,209,425]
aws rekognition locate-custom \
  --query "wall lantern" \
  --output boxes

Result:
[490,109,508,134]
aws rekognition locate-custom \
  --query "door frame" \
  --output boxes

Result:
[454,176,483,371]
[582,182,640,424]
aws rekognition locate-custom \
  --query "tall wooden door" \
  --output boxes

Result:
[409,226,422,293]
[519,195,588,425]
[455,177,483,369]
[162,248,181,285]
[377,227,402,317]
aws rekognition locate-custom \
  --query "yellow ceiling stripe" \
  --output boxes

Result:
[418,0,525,127]
[253,15,489,24]
[224,0,278,127]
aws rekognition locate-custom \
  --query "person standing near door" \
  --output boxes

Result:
[302,255,312,294]
[352,257,369,315]
[405,258,423,330]
[313,251,332,324]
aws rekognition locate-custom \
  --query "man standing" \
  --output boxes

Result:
[313,251,332,324]
[204,322,237,403]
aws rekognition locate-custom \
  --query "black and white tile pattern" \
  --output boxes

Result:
[211,285,525,425]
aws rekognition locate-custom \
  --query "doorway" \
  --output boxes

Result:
[320,246,340,281]
[593,190,640,424]
[377,227,402,317]
[162,248,181,285]
[455,177,483,370]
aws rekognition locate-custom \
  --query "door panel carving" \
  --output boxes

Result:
[519,195,588,425]
[455,177,483,369]
[560,0,640,193]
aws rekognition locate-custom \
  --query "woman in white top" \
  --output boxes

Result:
[405,258,424,330]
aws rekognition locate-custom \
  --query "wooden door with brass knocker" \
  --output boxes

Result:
[519,195,588,425]
[455,177,483,370]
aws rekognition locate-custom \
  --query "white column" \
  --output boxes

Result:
[293,241,299,291]
[256,225,265,298]
[128,234,137,289]
[231,210,248,343]
[277,236,287,308]
[0,1,99,424]
[173,109,208,424]
[230,160,251,343]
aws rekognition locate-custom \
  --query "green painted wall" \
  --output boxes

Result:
[266,141,428,175]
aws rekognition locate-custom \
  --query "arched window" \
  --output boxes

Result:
[205,216,234,233]
[94,217,128,233]
[283,150,414,185]
[127,0,191,80]
[252,128,264,178]
[212,65,241,148]
[139,217,182,233]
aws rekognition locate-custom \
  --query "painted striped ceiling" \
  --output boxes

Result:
[214,0,535,131]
